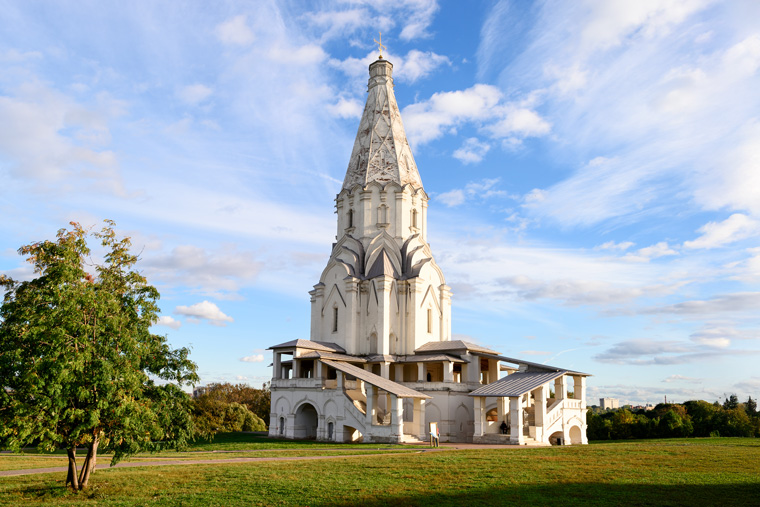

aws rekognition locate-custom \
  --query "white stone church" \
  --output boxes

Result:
[268,57,589,445]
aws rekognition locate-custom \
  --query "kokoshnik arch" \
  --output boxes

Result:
[268,55,590,445]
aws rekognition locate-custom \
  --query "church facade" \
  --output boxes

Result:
[268,57,589,445]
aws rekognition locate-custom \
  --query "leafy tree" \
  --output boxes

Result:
[191,383,268,437]
[723,393,739,410]
[0,221,198,491]
[196,382,270,422]
[745,396,757,417]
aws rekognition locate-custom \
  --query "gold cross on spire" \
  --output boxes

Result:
[374,31,386,59]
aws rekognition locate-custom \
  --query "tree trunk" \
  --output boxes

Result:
[78,436,99,490]
[65,447,79,491]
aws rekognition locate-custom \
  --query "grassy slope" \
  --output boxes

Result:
[1,437,758,506]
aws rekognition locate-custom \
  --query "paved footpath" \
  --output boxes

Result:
[0,443,533,477]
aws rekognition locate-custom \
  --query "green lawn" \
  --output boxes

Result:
[1,437,758,506]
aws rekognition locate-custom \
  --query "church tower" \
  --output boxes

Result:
[309,58,452,357]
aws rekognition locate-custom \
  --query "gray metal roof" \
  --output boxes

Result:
[298,351,367,363]
[394,354,465,363]
[479,354,591,376]
[267,339,346,353]
[320,359,431,399]
[414,340,499,355]
[468,371,565,397]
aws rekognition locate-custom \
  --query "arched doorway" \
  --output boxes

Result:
[294,403,318,439]
[549,431,564,446]
[327,421,334,440]
[569,425,583,445]
[279,417,285,436]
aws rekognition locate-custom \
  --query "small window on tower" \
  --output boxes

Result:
[427,308,432,333]
[411,209,418,229]
[332,307,338,332]
[348,209,354,229]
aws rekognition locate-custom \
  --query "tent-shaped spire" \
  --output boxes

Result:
[342,59,423,190]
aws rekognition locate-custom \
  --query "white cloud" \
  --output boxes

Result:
[177,84,213,105]
[663,374,701,383]
[485,105,551,139]
[156,315,182,329]
[0,81,124,194]
[596,241,635,251]
[400,50,450,82]
[398,0,439,40]
[594,338,755,365]
[641,292,760,317]
[684,214,760,249]
[327,97,363,119]
[240,354,265,363]
[624,242,678,262]
[437,189,465,207]
[402,84,500,144]
[403,84,551,146]
[175,301,233,326]
[453,137,490,164]
[215,15,255,46]
[579,0,709,52]
[267,44,327,65]
[436,178,505,207]
[329,49,449,84]
[144,245,263,297]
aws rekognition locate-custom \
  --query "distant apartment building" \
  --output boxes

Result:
[599,398,620,410]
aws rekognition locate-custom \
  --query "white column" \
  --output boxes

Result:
[316,361,324,379]
[380,362,390,379]
[534,386,547,442]
[337,371,344,389]
[473,397,485,437]
[574,376,586,406]
[509,397,524,444]
[273,352,282,379]
[366,384,375,426]
[497,396,506,427]
[391,395,403,438]
[394,364,404,382]
[555,376,566,401]
[417,362,425,382]
[443,361,453,382]
[292,358,300,379]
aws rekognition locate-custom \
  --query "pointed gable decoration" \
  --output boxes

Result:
[342,59,423,190]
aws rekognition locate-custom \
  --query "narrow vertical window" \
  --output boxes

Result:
[348,209,354,228]
[332,306,338,332]
[427,308,432,333]
[411,209,418,229]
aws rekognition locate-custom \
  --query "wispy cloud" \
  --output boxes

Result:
[175,301,234,326]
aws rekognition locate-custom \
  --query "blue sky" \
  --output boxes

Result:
[2,0,760,405]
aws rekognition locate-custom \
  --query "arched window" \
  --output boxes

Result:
[348,209,354,229]
[279,417,285,435]
[411,209,418,229]
[328,421,334,440]
[427,308,432,333]
[332,307,338,333]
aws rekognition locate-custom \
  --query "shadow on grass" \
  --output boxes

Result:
[317,483,760,507]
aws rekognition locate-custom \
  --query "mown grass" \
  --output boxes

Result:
[1,437,758,506]
[1,432,424,471]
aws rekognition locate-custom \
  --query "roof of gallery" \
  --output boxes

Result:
[341,58,423,191]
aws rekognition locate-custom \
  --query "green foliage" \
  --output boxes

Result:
[191,383,269,437]
[723,393,739,410]
[0,221,198,489]
[589,395,759,441]
[1,438,759,505]
[745,396,757,416]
